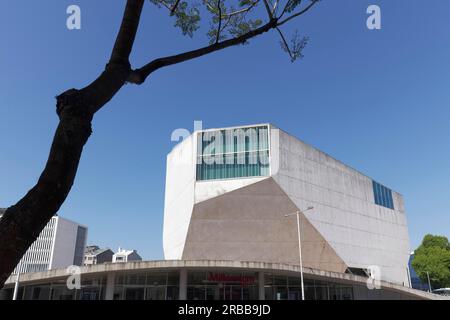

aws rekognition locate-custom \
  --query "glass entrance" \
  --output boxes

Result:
[219,285,242,300]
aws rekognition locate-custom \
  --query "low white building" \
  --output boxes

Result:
[112,248,142,263]
[0,211,87,274]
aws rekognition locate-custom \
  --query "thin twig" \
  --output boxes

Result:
[278,0,318,27]
[276,26,293,59]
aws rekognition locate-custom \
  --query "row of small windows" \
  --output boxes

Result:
[372,181,394,210]
[14,218,56,274]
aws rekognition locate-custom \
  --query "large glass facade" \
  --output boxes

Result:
[18,276,107,300]
[187,272,259,300]
[113,272,179,300]
[11,272,178,300]
[196,125,270,181]
[2,270,357,300]
[372,180,394,209]
[264,274,354,300]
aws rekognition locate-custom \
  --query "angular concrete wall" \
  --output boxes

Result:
[271,128,410,285]
[164,125,411,286]
[182,178,347,273]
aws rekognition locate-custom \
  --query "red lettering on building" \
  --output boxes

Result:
[207,273,256,286]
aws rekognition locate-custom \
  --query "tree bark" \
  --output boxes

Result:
[0,0,144,289]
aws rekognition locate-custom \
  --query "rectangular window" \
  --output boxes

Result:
[196,125,270,181]
[372,180,394,210]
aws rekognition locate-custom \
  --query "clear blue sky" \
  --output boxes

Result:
[1,0,449,259]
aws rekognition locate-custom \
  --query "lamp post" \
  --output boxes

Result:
[427,271,432,293]
[12,260,23,300]
[285,206,314,301]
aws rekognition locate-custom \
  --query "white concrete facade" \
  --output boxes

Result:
[11,216,87,274]
[271,128,410,285]
[163,124,411,286]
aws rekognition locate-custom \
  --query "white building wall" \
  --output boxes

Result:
[271,128,411,285]
[163,135,196,260]
[195,177,268,204]
[163,131,270,260]
[50,217,81,269]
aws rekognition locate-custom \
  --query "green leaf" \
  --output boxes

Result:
[173,2,201,37]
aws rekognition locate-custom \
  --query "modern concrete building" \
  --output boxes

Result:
[163,124,411,286]
[0,212,87,274]
[84,246,114,266]
[1,124,436,300]
[112,248,142,263]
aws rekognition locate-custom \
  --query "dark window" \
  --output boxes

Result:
[372,181,394,210]
[73,226,87,266]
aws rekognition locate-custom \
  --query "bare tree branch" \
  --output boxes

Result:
[272,0,280,15]
[128,18,279,84]
[262,0,274,19]
[220,1,259,18]
[157,0,173,11]
[276,26,293,59]
[216,0,222,43]
[279,0,300,20]
[278,0,319,26]
[170,0,182,15]
[128,0,320,84]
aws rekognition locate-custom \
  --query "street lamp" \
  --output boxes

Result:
[12,260,23,300]
[285,206,314,301]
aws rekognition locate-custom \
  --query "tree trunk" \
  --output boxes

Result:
[0,0,144,289]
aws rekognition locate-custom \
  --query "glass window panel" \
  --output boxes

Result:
[372,181,379,205]
[387,189,394,209]
[197,126,270,181]
[166,286,179,300]
[373,181,394,210]
[113,287,123,300]
[381,185,387,207]
[145,287,165,300]
[167,272,179,286]
[125,287,145,300]
[188,272,207,285]
[147,273,167,286]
